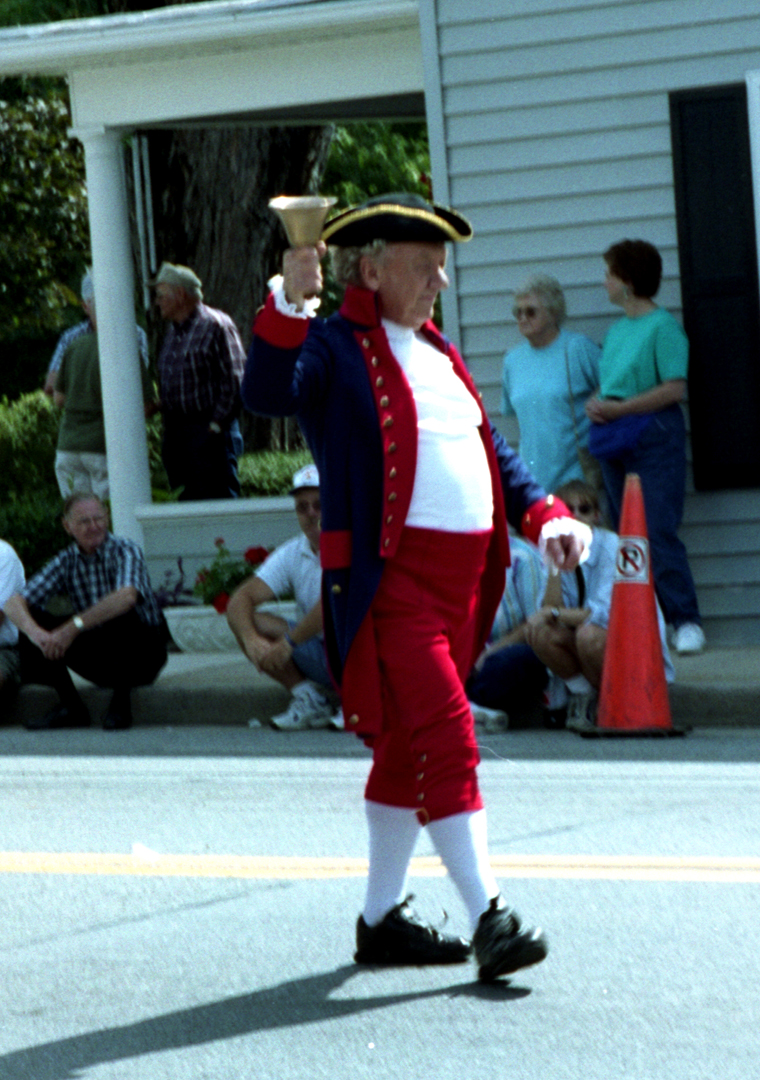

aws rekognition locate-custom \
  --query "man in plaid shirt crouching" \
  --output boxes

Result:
[3,494,168,730]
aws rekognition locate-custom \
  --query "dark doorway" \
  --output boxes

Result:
[670,83,760,489]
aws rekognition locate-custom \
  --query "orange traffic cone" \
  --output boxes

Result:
[592,473,685,737]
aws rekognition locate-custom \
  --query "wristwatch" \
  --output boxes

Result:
[72,615,85,632]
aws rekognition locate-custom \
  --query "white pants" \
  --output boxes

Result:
[55,450,109,501]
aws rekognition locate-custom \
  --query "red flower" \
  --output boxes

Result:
[214,537,225,548]
[212,592,230,614]
[244,545,270,566]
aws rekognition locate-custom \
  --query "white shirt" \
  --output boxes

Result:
[0,540,25,647]
[256,534,321,628]
[382,319,493,532]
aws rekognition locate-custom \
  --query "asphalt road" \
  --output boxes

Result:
[1,725,759,1080]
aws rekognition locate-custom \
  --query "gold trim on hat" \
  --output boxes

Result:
[321,203,471,243]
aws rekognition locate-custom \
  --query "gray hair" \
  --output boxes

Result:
[80,268,94,303]
[330,239,387,288]
[62,491,106,518]
[514,273,567,326]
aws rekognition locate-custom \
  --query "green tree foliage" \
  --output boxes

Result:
[319,120,431,316]
[321,120,430,209]
[0,91,89,336]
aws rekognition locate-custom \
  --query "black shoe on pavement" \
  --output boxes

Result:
[473,895,548,982]
[26,702,91,731]
[102,708,132,731]
[102,690,133,731]
[354,896,472,966]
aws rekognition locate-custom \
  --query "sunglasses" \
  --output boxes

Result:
[512,305,539,319]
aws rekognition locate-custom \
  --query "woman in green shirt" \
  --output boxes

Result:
[585,239,704,655]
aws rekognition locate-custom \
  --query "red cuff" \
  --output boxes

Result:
[253,293,311,349]
[520,495,571,545]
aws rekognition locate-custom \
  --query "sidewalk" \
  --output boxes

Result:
[6,646,760,729]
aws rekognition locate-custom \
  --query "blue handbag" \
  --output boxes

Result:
[587,413,654,460]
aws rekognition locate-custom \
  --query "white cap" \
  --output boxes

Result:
[290,464,319,492]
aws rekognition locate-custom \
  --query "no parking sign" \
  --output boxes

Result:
[615,536,649,584]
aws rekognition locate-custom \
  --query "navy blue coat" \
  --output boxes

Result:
[243,285,557,734]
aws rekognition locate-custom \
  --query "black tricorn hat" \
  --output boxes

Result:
[321,192,473,247]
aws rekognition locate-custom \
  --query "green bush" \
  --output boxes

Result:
[0,490,67,576]
[238,449,314,496]
[0,391,60,500]
[0,392,314,575]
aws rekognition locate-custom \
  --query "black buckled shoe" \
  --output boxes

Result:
[354,896,472,966]
[473,896,548,982]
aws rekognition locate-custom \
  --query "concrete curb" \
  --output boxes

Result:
[4,646,759,729]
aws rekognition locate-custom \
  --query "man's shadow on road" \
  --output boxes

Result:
[0,964,530,1080]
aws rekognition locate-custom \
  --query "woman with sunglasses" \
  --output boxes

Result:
[502,274,601,494]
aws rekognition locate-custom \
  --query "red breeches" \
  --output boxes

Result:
[364,526,491,823]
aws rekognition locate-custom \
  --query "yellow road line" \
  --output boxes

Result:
[0,852,759,882]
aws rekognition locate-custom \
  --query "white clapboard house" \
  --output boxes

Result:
[1,0,759,643]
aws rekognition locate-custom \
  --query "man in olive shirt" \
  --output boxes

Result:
[54,293,150,500]
[54,314,108,499]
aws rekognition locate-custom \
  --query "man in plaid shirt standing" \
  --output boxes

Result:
[155,262,245,500]
[3,494,168,731]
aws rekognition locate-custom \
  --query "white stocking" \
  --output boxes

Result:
[427,809,500,930]
[362,800,422,927]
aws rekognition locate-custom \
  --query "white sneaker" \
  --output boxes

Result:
[566,691,598,733]
[328,708,345,730]
[469,701,509,732]
[673,623,706,655]
[270,683,333,730]
[542,673,568,712]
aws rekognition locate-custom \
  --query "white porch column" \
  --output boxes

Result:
[73,125,152,544]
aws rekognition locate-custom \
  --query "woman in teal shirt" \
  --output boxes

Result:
[585,239,704,655]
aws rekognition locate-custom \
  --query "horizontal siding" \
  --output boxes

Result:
[435,0,760,363]
[440,24,760,88]
[426,0,760,639]
[437,0,760,30]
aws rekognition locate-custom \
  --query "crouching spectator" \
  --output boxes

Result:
[466,532,548,731]
[0,539,25,714]
[227,465,336,729]
[3,494,168,731]
[525,479,673,731]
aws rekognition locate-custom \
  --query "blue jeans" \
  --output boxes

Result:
[286,621,331,689]
[600,404,700,628]
[162,413,240,500]
[466,643,548,713]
